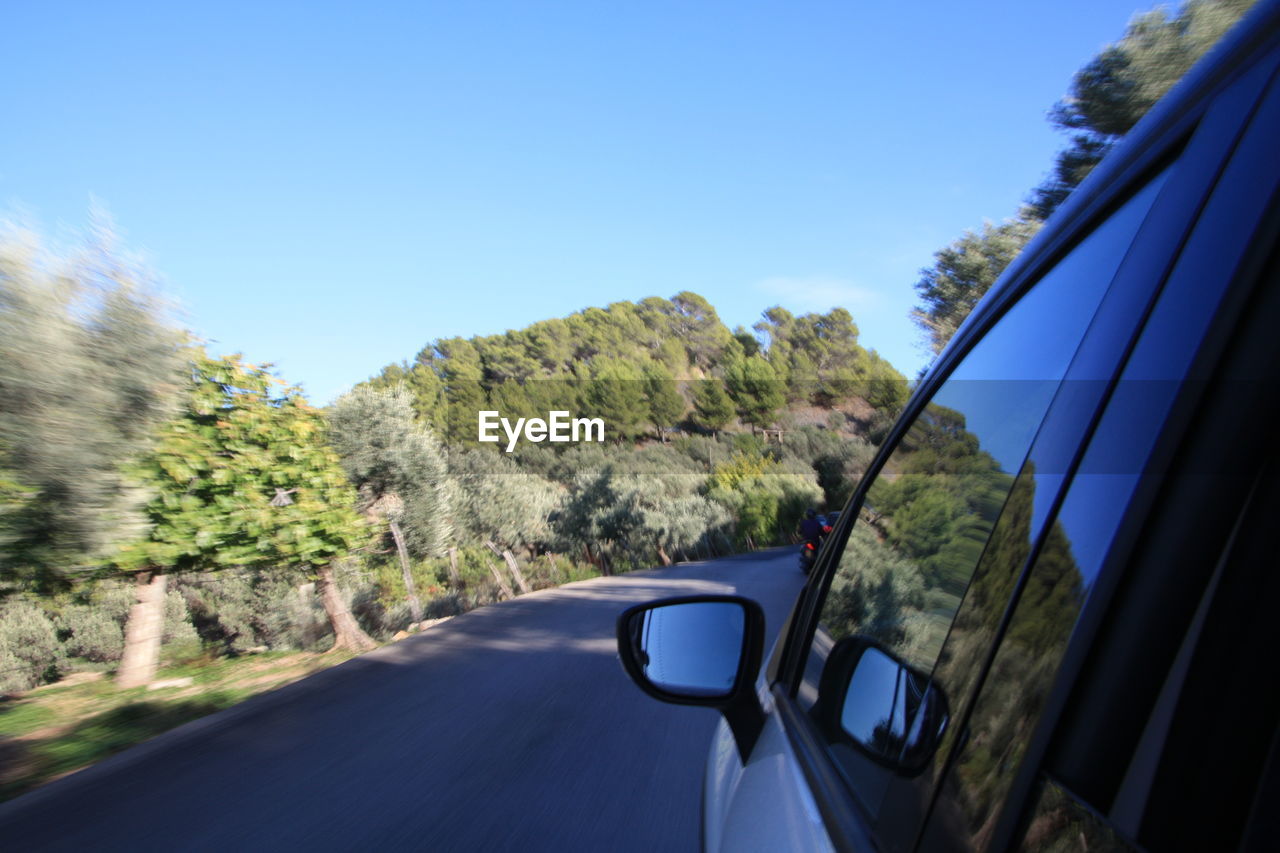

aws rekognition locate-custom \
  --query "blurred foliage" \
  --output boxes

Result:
[0,222,184,590]
[329,383,452,558]
[117,351,367,578]
[0,598,63,693]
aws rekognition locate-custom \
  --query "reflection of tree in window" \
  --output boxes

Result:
[925,467,1086,850]
[823,401,1014,669]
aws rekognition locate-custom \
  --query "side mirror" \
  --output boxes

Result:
[813,635,950,775]
[617,595,766,759]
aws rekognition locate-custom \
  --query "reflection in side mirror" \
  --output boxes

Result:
[815,636,950,775]
[628,601,745,697]
[617,595,767,760]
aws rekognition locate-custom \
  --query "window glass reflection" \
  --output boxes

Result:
[799,173,1166,838]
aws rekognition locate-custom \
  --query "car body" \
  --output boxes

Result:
[617,2,1280,850]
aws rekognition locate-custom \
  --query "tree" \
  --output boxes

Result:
[911,217,1043,356]
[0,221,184,590]
[912,0,1254,356]
[1032,0,1254,218]
[115,352,371,686]
[669,291,735,369]
[724,355,785,433]
[691,380,735,437]
[642,364,685,441]
[583,358,649,443]
[431,337,488,447]
[328,385,451,624]
[366,361,447,435]
[448,447,558,551]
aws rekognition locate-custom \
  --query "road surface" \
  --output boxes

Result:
[0,548,806,851]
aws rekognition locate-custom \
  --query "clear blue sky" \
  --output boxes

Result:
[5,1,1163,402]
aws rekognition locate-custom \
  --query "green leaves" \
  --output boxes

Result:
[0,223,184,586]
[911,217,1043,356]
[724,355,785,431]
[121,351,366,577]
[328,384,452,558]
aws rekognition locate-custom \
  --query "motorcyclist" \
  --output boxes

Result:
[798,509,830,574]
[800,508,825,546]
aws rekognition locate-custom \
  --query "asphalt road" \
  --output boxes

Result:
[0,548,807,852]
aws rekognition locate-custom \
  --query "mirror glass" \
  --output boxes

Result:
[626,601,745,697]
[839,645,948,769]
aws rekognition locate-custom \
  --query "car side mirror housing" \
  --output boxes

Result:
[812,635,950,775]
[617,595,766,760]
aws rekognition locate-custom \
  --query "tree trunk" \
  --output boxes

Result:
[447,547,461,587]
[484,557,515,600]
[116,570,167,688]
[656,542,672,566]
[388,519,423,622]
[546,553,561,582]
[316,562,377,653]
[486,541,530,594]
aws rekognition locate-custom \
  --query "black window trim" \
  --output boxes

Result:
[985,49,1280,853]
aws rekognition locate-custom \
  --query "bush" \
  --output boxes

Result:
[57,604,124,663]
[176,569,331,653]
[0,598,62,693]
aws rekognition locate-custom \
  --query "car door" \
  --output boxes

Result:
[718,22,1280,851]
[775,168,1165,853]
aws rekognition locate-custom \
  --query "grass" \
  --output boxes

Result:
[0,650,350,803]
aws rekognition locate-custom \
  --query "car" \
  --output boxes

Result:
[616,2,1280,850]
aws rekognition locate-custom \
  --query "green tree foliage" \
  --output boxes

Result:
[429,337,488,447]
[823,525,927,651]
[913,0,1254,356]
[329,385,451,622]
[551,463,729,571]
[691,380,736,436]
[583,358,649,442]
[114,351,371,681]
[753,306,905,405]
[724,355,785,432]
[365,361,447,435]
[642,364,685,440]
[328,385,451,559]
[448,447,559,550]
[0,224,183,588]
[911,217,1044,356]
[706,452,822,547]
[0,597,62,693]
[667,291,734,370]
[1033,0,1256,218]
[781,426,876,509]
[120,353,365,576]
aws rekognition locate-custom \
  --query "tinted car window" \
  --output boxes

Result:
[795,174,1166,848]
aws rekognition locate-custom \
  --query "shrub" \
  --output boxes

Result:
[175,570,328,653]
[0,598,62,692]
[58,604,124,663]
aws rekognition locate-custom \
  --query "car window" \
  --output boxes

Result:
[794,173,1166,847]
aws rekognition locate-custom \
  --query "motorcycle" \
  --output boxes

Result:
[799,541,818,574]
